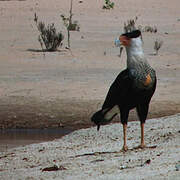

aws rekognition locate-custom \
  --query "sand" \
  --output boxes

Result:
[0,114,180,179]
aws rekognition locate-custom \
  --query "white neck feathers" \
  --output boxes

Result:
[126,37,148,68]
[126,37,144,57]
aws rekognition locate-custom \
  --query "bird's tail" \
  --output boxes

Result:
[91,105,119,131]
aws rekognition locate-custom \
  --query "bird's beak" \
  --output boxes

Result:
[114,38,122,47]
[114,38,124,58]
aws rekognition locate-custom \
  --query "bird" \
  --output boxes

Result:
[91,30,156,151]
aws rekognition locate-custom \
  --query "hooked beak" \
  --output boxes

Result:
[114,38,122,47]
[114,38,124,58]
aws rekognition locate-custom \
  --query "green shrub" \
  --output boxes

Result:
[34,13,64,51]
[103,0,114,10]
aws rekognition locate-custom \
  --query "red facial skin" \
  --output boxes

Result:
[119,35,131,47]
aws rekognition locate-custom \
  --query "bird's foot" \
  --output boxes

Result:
[137,144,146,149]
[122,145,128,152]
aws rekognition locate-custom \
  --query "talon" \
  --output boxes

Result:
[138,144,146,149]
[122,145,128,151]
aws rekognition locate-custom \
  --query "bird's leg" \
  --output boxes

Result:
[122,123,128,151]
[139,122,146,148]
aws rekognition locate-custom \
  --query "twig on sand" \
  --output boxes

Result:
[120,159,151,170]
[42,165,67,172]
[70,145,157,158]
[71,151,120,158]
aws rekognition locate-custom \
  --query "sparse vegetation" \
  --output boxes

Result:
[138,25,157,33]
[103,0,114,10]
[34,13,64,52]
[61,0,80,48]
[123,17,157,34]
[123,17,138,33]
[154,39,163,55]
[143,26,157,33]
[61,15,80,32]
[122,17,161,56]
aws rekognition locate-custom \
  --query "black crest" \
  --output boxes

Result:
[122,30,141,39]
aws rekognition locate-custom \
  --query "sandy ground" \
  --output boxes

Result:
[0,114,180,179]
[0,0,180,129]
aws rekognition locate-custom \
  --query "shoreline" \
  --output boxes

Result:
[0,97,180,129]
[0,98,179,152]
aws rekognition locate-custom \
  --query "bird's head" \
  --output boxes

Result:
[115,30,142,48]
[115,30,144,57]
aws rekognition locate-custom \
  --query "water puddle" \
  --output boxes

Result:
[0,128,73,152]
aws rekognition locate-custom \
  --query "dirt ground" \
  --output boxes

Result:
[0,114,180,179]
[0,0,180,129]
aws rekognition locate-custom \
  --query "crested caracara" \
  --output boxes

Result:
[91,30,156,151]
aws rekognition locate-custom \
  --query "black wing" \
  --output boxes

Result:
[102,69,133,109]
